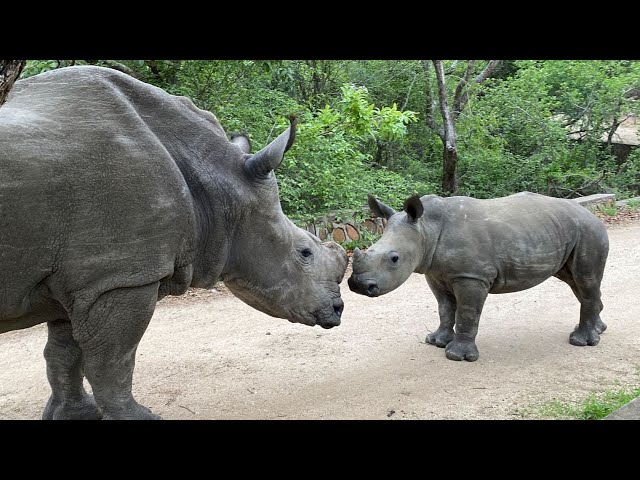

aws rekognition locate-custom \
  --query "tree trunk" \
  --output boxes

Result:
[423,60,502,196]
[433,60,459,195]
[442,144,458,195]
[0,60,25,107]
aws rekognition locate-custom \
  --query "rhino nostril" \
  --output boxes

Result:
[367,282,379,296]
[333,302,344,318]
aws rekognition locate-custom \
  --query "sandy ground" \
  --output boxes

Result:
[1,221,639,420]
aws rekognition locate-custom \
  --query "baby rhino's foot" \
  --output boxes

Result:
[445,337,479,362]
[426,328,454,348]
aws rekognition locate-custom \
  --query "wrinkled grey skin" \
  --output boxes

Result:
[0,66,348,419]
[349,192,609,362]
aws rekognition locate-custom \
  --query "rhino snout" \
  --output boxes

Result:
[317,298,344,329]
[348,274,380,297]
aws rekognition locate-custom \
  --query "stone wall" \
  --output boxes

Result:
[303,208,387,244]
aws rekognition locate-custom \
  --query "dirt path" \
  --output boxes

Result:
[1,222,639,420]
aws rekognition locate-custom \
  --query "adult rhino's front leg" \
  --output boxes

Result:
[72,283,161,420]
[444,279,489,362]
[42,319,102,420]
[425,277,455,348]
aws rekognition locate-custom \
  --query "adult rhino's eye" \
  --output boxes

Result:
[390,253,399,263]
[301,248,313,258]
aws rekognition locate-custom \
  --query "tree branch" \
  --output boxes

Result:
[433,60,456,147]
[453,60,476,119]
[0,60,25,107]
[474,60,501,84]
[606,100,626,146]
[421,60,444,140]
[401,73,417,111]
[444,60,459,75]
[454,60,502,117]
[145,60,163,82]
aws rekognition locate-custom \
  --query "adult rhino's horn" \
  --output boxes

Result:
[244,116,297,178]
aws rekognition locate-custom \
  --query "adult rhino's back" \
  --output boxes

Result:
[0,66,203,324]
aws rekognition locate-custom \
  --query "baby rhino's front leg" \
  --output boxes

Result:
[440,278,488,362]
[425,278,455,347]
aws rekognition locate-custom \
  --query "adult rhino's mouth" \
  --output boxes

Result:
[311,297,344,329]
[223,278,344,328]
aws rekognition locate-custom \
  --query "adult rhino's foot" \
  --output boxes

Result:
[570,326,600,347]
[101,401,162,420]
[426,328,455,348]
[573,318,607,334]
[42,394,102,420]
[445,337,479,362]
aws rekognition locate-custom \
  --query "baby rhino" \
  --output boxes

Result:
[348,192,609,362]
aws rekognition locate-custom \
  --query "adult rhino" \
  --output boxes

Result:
[348,192,609,362]
[0,66,348,419]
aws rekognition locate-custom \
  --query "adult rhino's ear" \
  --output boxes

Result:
[403,195,424,223]
[368,193,396,220]
[244,116,297,178]
[230,133,252,154]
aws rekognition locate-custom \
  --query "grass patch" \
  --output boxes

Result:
[595,204,618,217]
[525,385,640,420]
[626,198,640,211]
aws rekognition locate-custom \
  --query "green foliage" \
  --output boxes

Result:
[375,103,418,141]
[595,204,618,217]
[277,84,429,220]
[340,84,376,137]
[342,229,382,251]
[531,386,640,420]
[626,198,640,210]
[461,60,640,198]
[16,59,640,216]
[20,60,59,78]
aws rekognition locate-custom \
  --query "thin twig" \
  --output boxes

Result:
[401,73,417,111]
[179,404,196,415]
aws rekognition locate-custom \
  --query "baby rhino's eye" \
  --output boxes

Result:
[301,248,313,258]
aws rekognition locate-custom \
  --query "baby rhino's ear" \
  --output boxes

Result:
[403,195,424,223]
[368,194,396,220]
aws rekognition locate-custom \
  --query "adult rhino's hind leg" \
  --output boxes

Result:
[42,319,102,420]
[73,283,161,420]
[425,278,456,348]
[560,242,607,347]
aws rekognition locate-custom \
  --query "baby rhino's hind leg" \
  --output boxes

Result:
[554,267,607,339]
